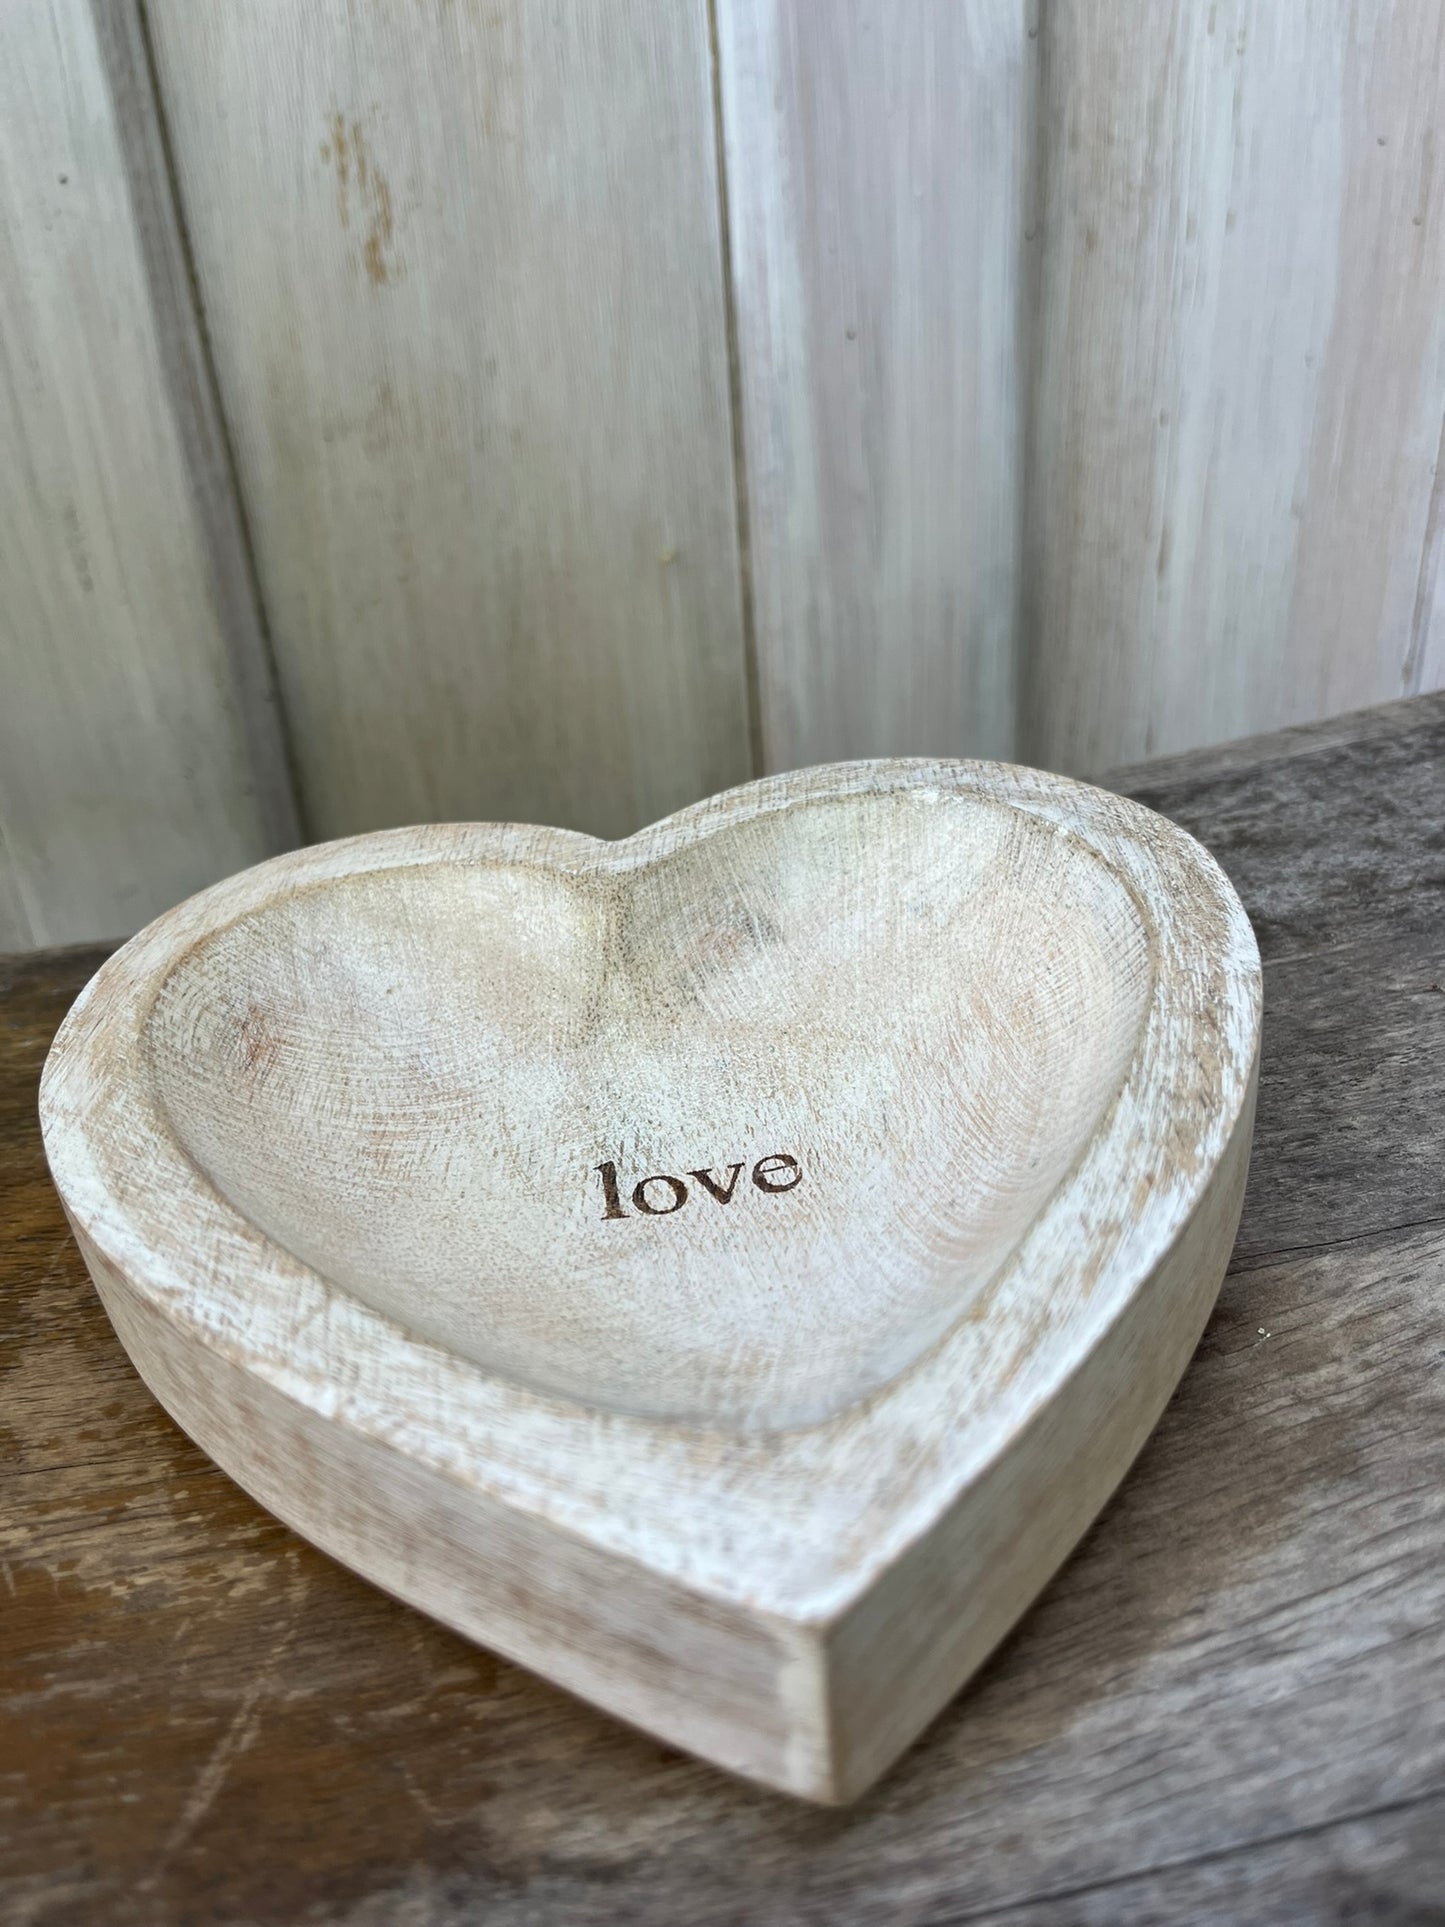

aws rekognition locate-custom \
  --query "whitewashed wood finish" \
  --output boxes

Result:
[0,0,278,948]
[40,762,1260,1800]
[90,2,301,860]
[715,0,1031,770]
[1023,0,1445,773]
[0,836,30,956]
[11,0,1445,949]
[143,0,755,844]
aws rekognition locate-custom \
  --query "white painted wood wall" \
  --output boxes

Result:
[4,0,1443,946]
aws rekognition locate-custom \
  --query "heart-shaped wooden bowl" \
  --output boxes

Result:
[40,761,1260,1802]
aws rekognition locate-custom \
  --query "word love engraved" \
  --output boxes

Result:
[594,1153,803,1221]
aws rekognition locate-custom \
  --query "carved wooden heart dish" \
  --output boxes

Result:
[40,761,1260,1802]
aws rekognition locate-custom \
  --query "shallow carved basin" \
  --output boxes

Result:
[147,787,1154,1430]
[41,760,1260,1801]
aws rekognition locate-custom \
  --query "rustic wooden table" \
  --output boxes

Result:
[3,695,1443,1925]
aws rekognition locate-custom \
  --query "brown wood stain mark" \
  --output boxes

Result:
[350,120,396,287]
[362,176,395,286]
[321,111,350,228]
[320,111,398,284]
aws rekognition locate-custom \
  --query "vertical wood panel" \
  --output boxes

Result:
[0,833,32,954]
[0,1,281,946]
[1024,0,1445,775]
[146,1,753,843]
[94,3,301,860]
[715,0,1034,770]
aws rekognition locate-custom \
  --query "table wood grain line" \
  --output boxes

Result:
[1227,1211,1445,1275]
[949,1786,1445,1927]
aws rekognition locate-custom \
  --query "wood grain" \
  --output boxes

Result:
[715,0,1032,770]
[4,692,1442,1918]
[1114,693,1445,1265]
[0,0,277,947]
[967,1794,1445,1925]
[1104,683,1445,789]
[143,0,754,843]
[90,1,302,859]
[38,762,1259,1801]
[1024,0,1445,775]
[1117,691,1445,961]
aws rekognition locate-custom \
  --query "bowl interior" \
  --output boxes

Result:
[146,790,1155,1430]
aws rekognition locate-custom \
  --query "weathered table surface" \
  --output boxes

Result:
[3,695,1443,1926]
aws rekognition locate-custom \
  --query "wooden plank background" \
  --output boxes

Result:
[3,0,1445,942]
[1022,0,1445,770]
[144,0,755,845]
[715,0,1031,770]
[0,0,289,948]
